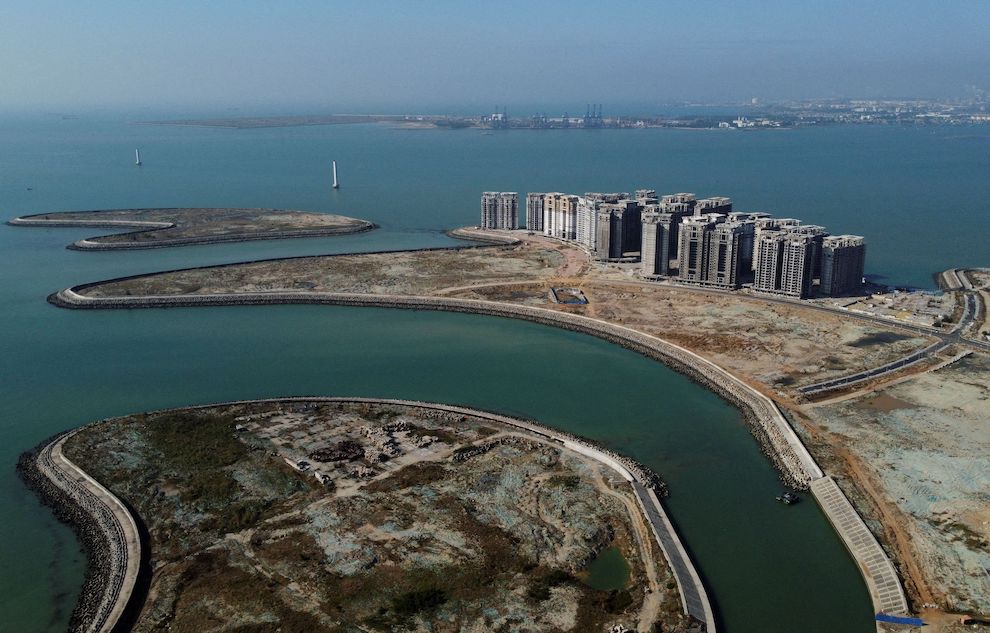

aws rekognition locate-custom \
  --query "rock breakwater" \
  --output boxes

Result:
[17,432,139,633]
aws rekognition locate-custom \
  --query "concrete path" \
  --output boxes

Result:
[37,432,140,633]
[632,482,712,625]
[810,477,909,617]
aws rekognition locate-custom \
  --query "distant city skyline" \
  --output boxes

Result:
[1,1,989,111]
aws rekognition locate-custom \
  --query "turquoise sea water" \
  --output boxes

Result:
[2,113,987,632]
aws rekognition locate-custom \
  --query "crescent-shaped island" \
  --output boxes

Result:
[8,207,375,250]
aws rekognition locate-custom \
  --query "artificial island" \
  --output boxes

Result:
[14,191,990,633]
[8,207,375,249]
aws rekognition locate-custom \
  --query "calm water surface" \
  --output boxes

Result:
[3,112,987,632]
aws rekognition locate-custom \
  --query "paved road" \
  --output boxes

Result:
[797,340,950,395]
[799,290,986,395]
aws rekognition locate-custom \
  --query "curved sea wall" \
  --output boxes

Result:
[17,431,140,633]
[51,288,821,488]
[7,211,376,250]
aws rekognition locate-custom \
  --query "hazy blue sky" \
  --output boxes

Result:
[1,0,988,112]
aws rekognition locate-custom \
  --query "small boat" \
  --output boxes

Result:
[135,148,142,166]
[776,492,799,505]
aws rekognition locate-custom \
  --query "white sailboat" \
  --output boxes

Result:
[135,149,142,166]
[332,160,339,189]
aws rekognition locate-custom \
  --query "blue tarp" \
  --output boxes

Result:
[875,613,925,626]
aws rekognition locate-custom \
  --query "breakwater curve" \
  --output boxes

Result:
[17,431,141,633]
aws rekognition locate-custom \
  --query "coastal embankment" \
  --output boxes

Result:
[17,431,140,633]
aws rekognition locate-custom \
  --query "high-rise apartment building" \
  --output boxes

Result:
[786,224,828,279]
[634,189,658,203]
[577,192,627,249]
[641,202,694,276]
[543,193,580,240]
[480,192,519,229]
[704,217,755,288]
[820,235,866,296]
[678,214,723,283]
[753,231,816,298]
[662,193,698,211]
[752,217,803,271]
[594,200,643,260]
[525,193,547,231]
[677,213,754,288]
[694,196,733,216]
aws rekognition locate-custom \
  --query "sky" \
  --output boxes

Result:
[1,0,989,112]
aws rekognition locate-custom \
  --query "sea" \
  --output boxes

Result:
[1,111,988,633]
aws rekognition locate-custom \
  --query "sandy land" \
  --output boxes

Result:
[82,240,566,295]
[798,352,990,616]
[454,280,934,395]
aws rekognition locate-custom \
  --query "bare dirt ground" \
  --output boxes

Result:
[64,400,684,633]
[83,240,565,296]
[798,352,990,617]
[18,207,372,245]
[455,280,932,394]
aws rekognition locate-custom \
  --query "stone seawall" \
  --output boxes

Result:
[51,288,819,488]
[17,431,140,633]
